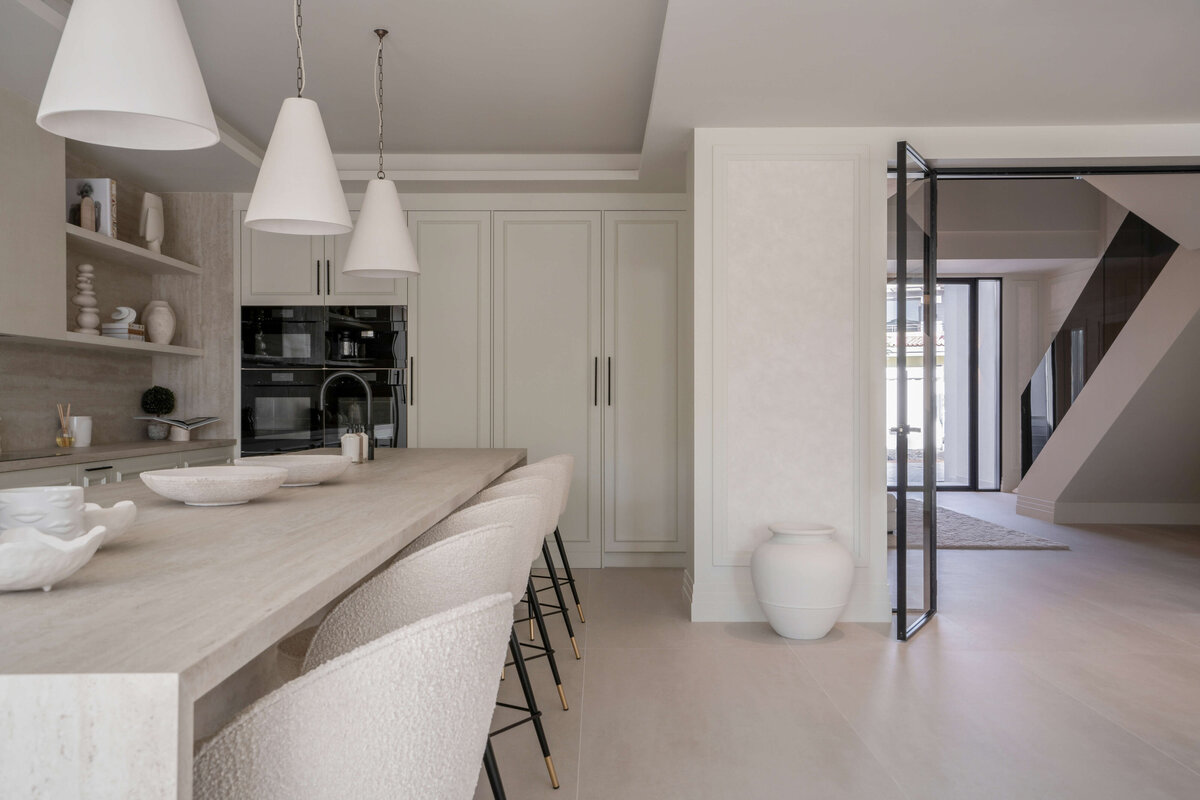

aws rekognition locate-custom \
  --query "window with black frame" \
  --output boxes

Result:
[886,277,1001,491]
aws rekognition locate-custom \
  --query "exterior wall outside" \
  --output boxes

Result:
[691,124,1200,624]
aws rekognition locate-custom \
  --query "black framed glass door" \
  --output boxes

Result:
[892,141,937,640]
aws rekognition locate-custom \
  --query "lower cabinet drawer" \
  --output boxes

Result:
[0,464,80,489]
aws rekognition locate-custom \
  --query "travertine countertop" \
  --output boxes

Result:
[0,439,237,473]
[0,447,525,699]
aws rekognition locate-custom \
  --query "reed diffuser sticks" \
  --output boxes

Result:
[56,403,74,447]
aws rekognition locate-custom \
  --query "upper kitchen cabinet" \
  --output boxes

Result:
[407,211,491,448]
[239,210,407,306]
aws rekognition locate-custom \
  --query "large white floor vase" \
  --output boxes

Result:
[750,522,854,640]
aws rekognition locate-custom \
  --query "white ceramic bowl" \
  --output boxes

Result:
[82,501,138,547]
[0,486,85,539]
[0,524,106,592]
[140,466,288,507]
[233,454,351,487]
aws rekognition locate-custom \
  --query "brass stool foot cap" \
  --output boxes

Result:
[576,603,586,623]
[545,755,560,789]
[557,683,569,711]
[571,636,581,660]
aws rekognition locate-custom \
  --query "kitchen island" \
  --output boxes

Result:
[0,447,525,799]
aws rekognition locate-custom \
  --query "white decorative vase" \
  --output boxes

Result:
[147,420,170,440]
[750,522,854,640]
[143,301,176,345]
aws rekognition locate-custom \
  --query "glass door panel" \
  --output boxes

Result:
[891,141,937,640]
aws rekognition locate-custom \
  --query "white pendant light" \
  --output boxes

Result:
[343,30,420,278]
[37,0,218,150]
[244,0,351,236]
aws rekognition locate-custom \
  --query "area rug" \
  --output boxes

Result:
[891,500,1068,550]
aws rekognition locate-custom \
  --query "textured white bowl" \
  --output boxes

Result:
[0,486,85,539]
[82,501,138,547]
[0,524,106,592]
[140,466,288,507]
[233,454,351,487]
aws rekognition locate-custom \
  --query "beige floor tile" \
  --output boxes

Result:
[575,646,901,800]
[795,646,1200,799]
[1014,650,1200,775]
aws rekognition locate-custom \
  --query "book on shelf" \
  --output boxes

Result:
[133,416,220,431]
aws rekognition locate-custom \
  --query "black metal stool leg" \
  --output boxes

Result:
[542,539,580,659]
[552,525,585,623]
[482,740,507,800]
[503,628,559,789]
[528,576,568,711]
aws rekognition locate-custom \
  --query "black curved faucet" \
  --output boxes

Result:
[319,371,374,460]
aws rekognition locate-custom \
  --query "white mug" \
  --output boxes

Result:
[69,415,93,448]
[0,486,86,539]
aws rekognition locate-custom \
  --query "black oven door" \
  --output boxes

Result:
[241,369,324,455]
[324,306,406,370]
[320,369,407,449]
[241,306,325,368]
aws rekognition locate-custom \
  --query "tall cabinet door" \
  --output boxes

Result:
[603,211,686,560]
[239,210,323,305]
[493,212,603,568]
[326,211,408,305]
[408,211,492,447]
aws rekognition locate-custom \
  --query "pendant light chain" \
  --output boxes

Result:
[375,30,386,179]
[295,0,305,97]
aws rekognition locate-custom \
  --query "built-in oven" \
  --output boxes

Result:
[241,306,325,368]
[325,306,406,370]
[240,369,323,454]
[319,369,407,449]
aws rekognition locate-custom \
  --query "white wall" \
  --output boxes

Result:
[690,125,1200,624]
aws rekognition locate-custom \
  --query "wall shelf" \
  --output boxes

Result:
[59,332,203,357]
[65,224,202,277]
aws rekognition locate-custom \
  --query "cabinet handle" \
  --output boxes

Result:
[409,356,415,406]
[84,465,113,472]
[326,260,331,294]
[593,357,598,406]
[607,357,612,406]
[316,260,321,294]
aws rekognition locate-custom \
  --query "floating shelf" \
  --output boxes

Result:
[65,224,202,277]
[59,332,203,357]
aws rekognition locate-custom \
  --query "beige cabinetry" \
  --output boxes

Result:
[0,446,235,490]
[602,212,687,561]
[406,211,492,448]
[239,211,407,306]
[493,211,604,567]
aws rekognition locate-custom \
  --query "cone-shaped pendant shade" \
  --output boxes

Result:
[245,97,352,235]
[342,179,420,278]
[37,0,218,150]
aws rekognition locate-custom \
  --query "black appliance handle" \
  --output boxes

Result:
[326,260,331,295]
[593,357,598,406]
[409,356,415,406]
[607,357,612,406]
[316,260,321,295]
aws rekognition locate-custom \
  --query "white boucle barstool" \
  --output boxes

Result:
[404,491,563,790]
[193,593,513,800]
[491,457,582,653]
[274,521,520,798]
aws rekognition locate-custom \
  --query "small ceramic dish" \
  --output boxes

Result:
[82,501,138,547]
[140,466,288,507]
[0,524,106,592]
[233,454,351,487]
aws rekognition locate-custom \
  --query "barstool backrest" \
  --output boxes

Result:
[472,475,556,556]
[493,456,572,520]
[406,492,546,601]
[304,522,515,674]
[194,594,512,800]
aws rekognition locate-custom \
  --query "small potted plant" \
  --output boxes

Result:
[141,386,175,440]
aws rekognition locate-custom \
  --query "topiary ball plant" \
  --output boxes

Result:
[141,386,176,417]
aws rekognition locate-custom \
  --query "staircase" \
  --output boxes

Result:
[1020,213,1177,474]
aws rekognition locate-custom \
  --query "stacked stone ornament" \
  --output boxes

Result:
[72,263,100,335]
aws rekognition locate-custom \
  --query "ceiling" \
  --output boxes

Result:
[4,0,1200,192]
